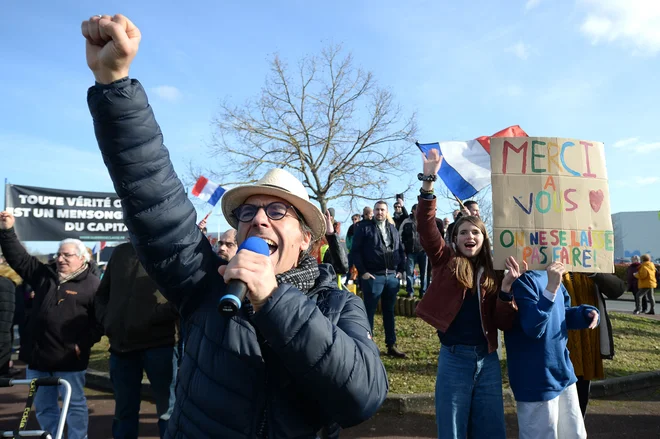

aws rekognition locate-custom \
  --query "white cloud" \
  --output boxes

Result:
[612,137,660,153]
[634,142,660,153]
[151,85,183,102]
[612,176,660,188]
[635,176,659,186]
[525,0,542,11]
[612,137,638,148]
[507,42,531,60]
[579,0,660,55]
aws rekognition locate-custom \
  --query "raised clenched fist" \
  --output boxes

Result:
[0,211,16,230]
[81,14,141,84]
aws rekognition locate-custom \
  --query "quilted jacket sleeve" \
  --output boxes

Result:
[252,286,388,428]
[0,229,45,288]
[87,79,218,315]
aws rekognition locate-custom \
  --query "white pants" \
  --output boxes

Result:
[517,384,587,439]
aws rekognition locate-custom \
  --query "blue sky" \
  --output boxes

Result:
[2,0,659,253]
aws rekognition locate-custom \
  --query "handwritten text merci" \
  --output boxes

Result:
[502,140,599,177]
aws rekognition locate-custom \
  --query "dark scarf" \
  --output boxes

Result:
[275,254,319,294]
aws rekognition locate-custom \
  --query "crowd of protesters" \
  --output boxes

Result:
[0,12,658,439]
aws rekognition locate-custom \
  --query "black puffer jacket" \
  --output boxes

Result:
[95,242,178,353]
[88,78,388,438]
[0,230,101,371]
[0,276,15,369]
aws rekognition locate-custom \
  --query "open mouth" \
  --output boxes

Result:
[263,238,278,255]
[463,242,476,249]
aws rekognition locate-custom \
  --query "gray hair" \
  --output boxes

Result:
[58,239,91,262]
[631,255,640,263]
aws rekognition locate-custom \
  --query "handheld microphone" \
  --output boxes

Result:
[218,236,270,316]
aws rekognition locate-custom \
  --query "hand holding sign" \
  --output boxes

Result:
[546,261,566,293]
[0,212,15,230]
[502,256,527,292]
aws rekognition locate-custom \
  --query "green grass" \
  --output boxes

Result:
[88,336,111,372]
[372,312,660,394]
[605,313,660,378]
[88,312,660,394]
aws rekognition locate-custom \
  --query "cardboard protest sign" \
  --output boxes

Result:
[490,137,613,272]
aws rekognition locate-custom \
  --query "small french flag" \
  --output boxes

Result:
[191,176,226,206]
[92,241,106,255]
[417,125,528,200]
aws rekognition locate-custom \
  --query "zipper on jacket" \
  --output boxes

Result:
[247,303,269,439]
[476,267,487,340]
[256,406,268,438]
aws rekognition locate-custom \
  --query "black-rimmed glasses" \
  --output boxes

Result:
[232,202,299,223]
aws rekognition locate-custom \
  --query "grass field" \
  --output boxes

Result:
[89,312,660,394]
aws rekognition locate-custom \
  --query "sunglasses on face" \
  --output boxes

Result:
[232,201,300,223]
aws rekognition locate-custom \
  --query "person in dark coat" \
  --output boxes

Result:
[95,242,179,438]
[82,14,388,439]
[0,217,101,439]
[0,274,15,377]
[15,282,34,363]
[392,198,409,230]
[564,272,625,417]
[351,200,407,358]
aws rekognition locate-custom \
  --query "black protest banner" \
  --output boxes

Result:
[4,184,128,241]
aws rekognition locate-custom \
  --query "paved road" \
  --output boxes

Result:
[606,296,658,316]
[607,298,637,313]
[2,369,658,439]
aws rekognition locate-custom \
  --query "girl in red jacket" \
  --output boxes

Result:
[415,149,521,439]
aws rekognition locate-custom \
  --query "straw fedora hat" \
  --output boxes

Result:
[221,169,326,241]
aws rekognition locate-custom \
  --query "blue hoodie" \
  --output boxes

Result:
[504,271,599,402]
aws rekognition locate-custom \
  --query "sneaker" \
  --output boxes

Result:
[646,311,655,315]
[633,310,641,315]
[386,345,407,359]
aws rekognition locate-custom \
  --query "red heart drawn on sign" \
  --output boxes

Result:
[589,190,604,213]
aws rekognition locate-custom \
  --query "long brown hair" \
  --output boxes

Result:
[450,216,498,295]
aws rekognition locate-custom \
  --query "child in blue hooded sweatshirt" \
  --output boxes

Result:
[504,262,600,439]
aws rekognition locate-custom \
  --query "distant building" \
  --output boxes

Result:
[612,211,660,262]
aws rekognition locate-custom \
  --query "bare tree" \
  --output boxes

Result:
[204,44,418,213]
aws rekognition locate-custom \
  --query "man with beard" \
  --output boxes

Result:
[216,229,238,262]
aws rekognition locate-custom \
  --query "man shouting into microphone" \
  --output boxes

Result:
[82,14,387,438]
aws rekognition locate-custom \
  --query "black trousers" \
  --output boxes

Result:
[576,376,591,418]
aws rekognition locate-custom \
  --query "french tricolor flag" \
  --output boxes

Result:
[417,125,528,200]
[191,176,226,206]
